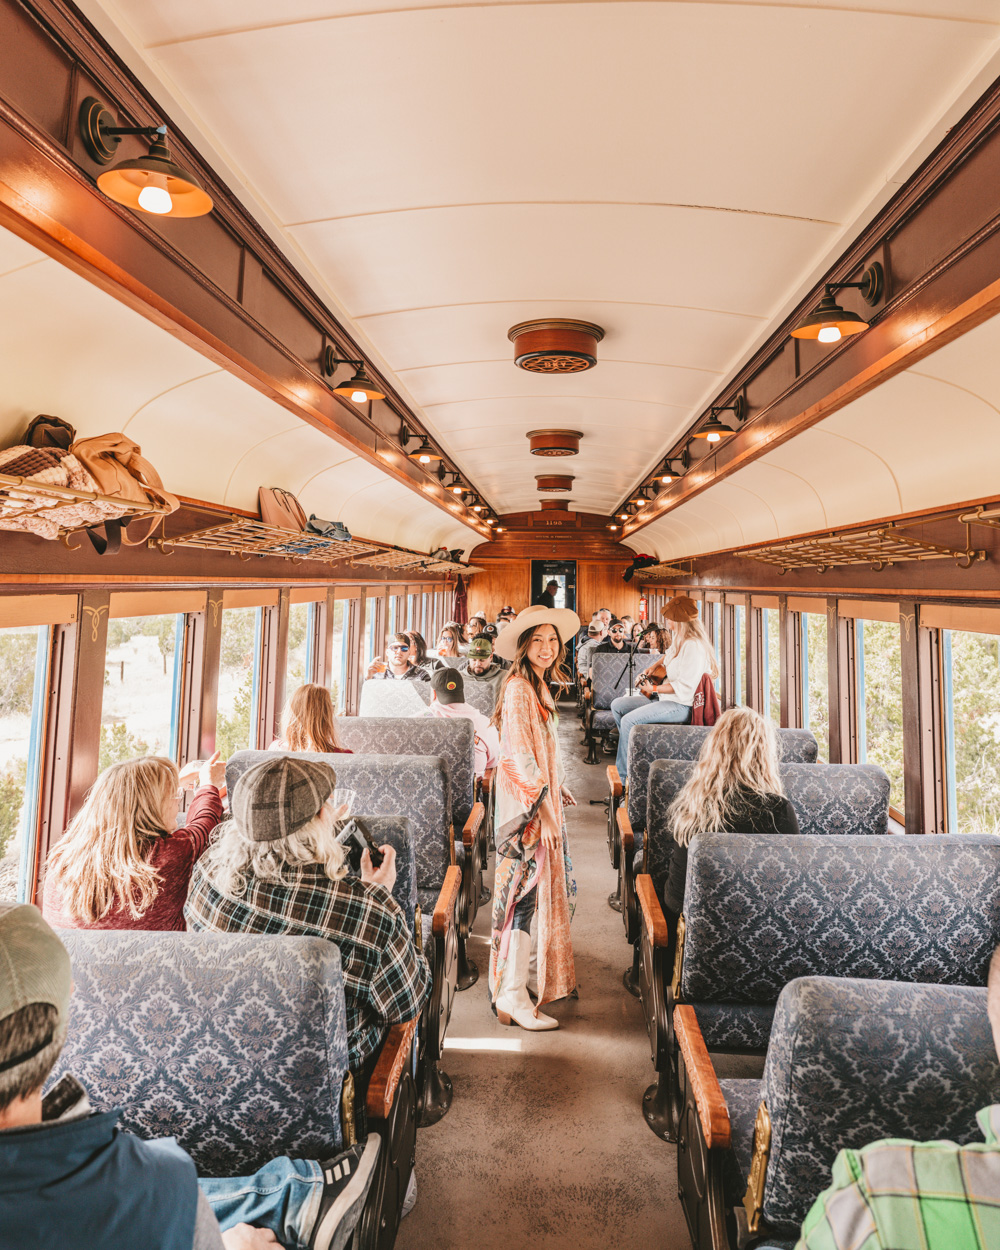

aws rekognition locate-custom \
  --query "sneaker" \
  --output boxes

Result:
[308,1136,381,1250]
[401,1170,418,1219]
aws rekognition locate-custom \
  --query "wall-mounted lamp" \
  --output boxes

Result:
[79,98,213,218]
[322,347,386,402]
[629,487,651,505]
[692,396,745,443]
[408,439,442,465]
[495,526,505,534]
[608,523,619,532]
[791,263,884,343]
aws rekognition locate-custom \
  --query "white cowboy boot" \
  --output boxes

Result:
[495,931,558,1031]
[527,929,538,998]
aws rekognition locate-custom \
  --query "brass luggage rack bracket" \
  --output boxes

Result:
[738,524,986,574]
[151,516,382,563]
[959,505,1000,531]
[0,471,172,542]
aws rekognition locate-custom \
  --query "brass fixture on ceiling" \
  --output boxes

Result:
[322,348,386,402]
[539,499,571,511]
[508,320,605,373]
[526,429,584,456]
[535,474,574,492]
[791,263,884,343]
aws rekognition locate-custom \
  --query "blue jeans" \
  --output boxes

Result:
[614,697,690,780]
[200,1156,324,1249]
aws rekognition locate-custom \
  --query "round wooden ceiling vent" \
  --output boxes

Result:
[526,429,583,457]
[535,474,574,492]
[508,320,604,373]
[540,499,571,510]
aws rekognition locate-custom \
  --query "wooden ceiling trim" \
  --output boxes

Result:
[0,0,489,538]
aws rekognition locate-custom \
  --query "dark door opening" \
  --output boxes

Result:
[530,560,576,613]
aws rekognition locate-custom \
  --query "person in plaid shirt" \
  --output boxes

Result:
[797,946,1000,1250]
[185,755,430,1076]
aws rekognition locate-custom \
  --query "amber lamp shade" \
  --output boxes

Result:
[790,291,869,342]
[96,136,213,219]
[333,368,386,403]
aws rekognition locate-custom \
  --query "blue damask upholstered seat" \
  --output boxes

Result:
[358,679,431,717]
[336,716,476,835]
[722,977,1000,1235]
[360,815,417,937]
[52,932,350,1178]
[458,676,500,718]
[679,833,1000,1049]
[626,724,819,838]
[642,759,892,894]
[589,652,661,732]
[227,751,452,896]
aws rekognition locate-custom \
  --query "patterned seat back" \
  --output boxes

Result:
[760,976,1000,1231]
[361,815,417,936]
[52,932,349,1178]
[336,717,475,832]
[682,833,1000,1008]
[645,760,892,892]
[627,725,818,832]
[591,652,661,711]
[359,678,431,716]
[458,675,500,718]
[227,751,451,891]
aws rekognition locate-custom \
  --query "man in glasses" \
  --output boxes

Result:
[594,618,628,654]
[365,632,431,682]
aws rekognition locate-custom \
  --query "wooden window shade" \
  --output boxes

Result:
[787,597,827,614]
[222,589,280,609]
[838,600,899,624]
[920,604,1000,637]
[750,595,779,609]
[0,594,77,627]
[704,591,722,603]
[725,593,748,608]
[289,587,328,605]
[110,591,206,618]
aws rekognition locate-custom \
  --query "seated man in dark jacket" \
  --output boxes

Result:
[0,902,377,1250]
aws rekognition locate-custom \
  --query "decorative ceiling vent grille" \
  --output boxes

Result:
[508,320,604,373]
[738,526,986,574]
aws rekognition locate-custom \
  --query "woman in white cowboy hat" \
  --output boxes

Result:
[488,603,581,1031]
[610,595,719,782]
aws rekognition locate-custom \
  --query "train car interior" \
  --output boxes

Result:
[3,2,1000,1249]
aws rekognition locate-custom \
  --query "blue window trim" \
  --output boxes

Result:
[857,620,867,763]
[249,607,263,749]
[303,602,316,682]
[734,606,744,704]
[17,626,51,903]
[168,614,185,761]
[943,629,958,833]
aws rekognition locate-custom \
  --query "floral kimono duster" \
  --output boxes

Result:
[489,676,577,1006]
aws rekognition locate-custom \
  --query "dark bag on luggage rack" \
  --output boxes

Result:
[306,515,353,542]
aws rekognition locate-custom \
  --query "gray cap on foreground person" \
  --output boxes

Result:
[231,756,335,843]
[0,901,379,1250]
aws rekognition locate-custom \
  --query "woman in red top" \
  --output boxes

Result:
[42,752,225,931]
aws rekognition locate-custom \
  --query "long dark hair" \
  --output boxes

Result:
[490,624,571,731]
[405,630,428,665]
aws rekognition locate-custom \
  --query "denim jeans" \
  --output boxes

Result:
[614,697,690,780]
[200,1156,324,1250]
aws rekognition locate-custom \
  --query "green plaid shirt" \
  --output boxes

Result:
[797,1106,1000,1250]
[185,862,430,1072]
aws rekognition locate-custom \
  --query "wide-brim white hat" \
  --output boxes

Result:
[493,604,582,662]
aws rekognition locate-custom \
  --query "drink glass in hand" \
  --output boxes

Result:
[370,657,386,674]
[331,788,356,822]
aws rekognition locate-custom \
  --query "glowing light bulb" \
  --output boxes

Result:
[661,474,672,484]
[486,518,495,525]
[137,175,173,215]
[609,524,618,531]
[473,505,483,512]
[619,513,629,521]
[817,325,842,344]
[495,527,504,533]
[418,453,431,464]
[350,389,368,403]
[451,486,463,495]
[707,431,721,444]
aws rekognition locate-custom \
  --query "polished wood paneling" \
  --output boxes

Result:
[466,563,529,617]
[577,562,640,620]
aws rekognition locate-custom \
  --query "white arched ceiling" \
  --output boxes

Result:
[635,309,1000,561]
[0,225,474,557]
[78,0,1000,519]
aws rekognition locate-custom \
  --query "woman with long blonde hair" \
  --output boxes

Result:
[270,683,350,754]
[611,596,720,781]
[663,705,798,922]
[43,751,225,931]
[489,603,580,1032]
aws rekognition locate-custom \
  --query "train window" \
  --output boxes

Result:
[857,619,905,813]
[733,604,746,704]
[0,624,50,901]
[800,614,830,761]
[216,607,262,757]
[765,608,781,722]
[330,599,347,712]
[285,602,313,693]
[942,629,1000,834]
[363,597,375,665]
[101,614,184,770]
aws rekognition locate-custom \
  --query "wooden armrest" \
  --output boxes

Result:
[483,768,495,793]
[432,865,462,937]
[462,800,485,849]
[616,805,634,854]
[636,874,669,948]
[606,765,622,799]
[366,1016,419,1121]
[584,688,592,702]
[674,1005,731,1150]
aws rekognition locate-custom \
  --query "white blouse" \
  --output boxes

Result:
[658,639,713,707]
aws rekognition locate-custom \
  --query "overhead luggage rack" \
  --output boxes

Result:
[0,470,172,540]
[349,548,428,570]
[738,525,986,574]
[634,561,693,581]
[151,515,382,563]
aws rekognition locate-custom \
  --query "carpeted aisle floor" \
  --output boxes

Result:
[396,703,691,1249]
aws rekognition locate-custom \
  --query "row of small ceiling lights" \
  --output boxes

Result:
[613,262,885,530]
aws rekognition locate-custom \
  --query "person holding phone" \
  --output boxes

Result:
[488,603,581,1032]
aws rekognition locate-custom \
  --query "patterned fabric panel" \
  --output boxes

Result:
[460,680,500,718]
[720,1077,764,1202]
[682,834,1000,1004]
[52,932,349,1178]
[336,717,475,831]
[591,652,660,710]
[358,679,431,716]
[592,710,615,732]
[626,725,818,830]
[695,1002,776,1051]
[227,751,451,891]
[644,760,891,896]
[762,977,1000,1230]
[782,764,889,837]
[359,815,416,938]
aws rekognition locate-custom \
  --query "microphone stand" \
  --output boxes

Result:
[612,634,643,697]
